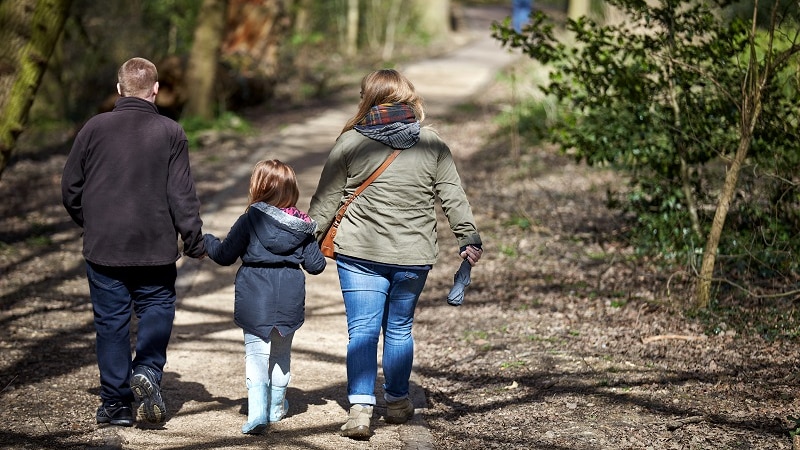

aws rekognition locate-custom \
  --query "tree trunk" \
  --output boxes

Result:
[411,0,451,42]
[183,0,228,120]
[0,0,72,181]
[346,0,359,57]
[220,0,290,107]
[292,0,311,36]
[382,0,403,61]
[568,0,592,20]
[695,1,768,308]
[695,133,752,308]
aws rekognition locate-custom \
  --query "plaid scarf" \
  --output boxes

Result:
[354,103,420,149]
[359,103,416,126]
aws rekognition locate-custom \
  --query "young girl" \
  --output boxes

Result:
[204,159,326,434]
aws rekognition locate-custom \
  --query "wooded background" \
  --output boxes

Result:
[1,0,797,309]
[1,0,508,179]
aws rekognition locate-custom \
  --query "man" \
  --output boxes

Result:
[62,57,205,427]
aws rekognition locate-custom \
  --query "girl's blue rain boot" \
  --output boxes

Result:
[269,385,289,422]
[242,383,268,434]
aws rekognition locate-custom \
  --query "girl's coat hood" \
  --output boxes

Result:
[248,202,317,254]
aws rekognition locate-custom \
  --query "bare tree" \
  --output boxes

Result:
[381,0,403,60]
[696,0,800,307]
[346,0,359,57]
[0,0,72,181]
[183,0,228,120]
[568,0,591,20]
[410,0,451,42]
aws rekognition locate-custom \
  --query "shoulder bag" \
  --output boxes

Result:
[320,149,401,259]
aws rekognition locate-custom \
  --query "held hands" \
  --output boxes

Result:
[460,245,483,267]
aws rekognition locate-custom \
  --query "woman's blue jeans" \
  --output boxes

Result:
[243,329,294,388]
[337,258,429,405]
[86,261,177,405]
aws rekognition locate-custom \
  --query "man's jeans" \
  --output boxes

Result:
[243,329,294,388]
[336,258,428,405]
[86,262,177,404]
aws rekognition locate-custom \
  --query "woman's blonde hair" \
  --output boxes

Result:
[340,69,425,135]
[117,57,158,98]
[248,160,299,209]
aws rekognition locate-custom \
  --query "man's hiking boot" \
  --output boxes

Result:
[96,401,134,426]
[131,365,166,424]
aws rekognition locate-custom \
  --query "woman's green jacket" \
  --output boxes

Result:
[309,127,481,266]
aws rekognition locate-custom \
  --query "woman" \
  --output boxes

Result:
[309,69,483,440]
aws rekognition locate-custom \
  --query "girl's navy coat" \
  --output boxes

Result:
[204,202,326,341]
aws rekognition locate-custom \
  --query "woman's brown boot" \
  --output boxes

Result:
[340,404,373,440]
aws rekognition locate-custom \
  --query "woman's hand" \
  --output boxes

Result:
[460,245,483,266]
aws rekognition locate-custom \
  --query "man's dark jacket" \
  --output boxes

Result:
[62,96,205,266]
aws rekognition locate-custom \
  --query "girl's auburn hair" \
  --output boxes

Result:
[248,159,299,208]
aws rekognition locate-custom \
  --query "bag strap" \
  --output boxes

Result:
[352,149,401,197]
[332,149,401,225]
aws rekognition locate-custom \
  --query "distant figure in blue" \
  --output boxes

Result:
[512,0,533,32]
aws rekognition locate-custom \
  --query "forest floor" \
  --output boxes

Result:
[2,5,800,450]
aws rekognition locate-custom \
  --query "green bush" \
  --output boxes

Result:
[493,0,800,293]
